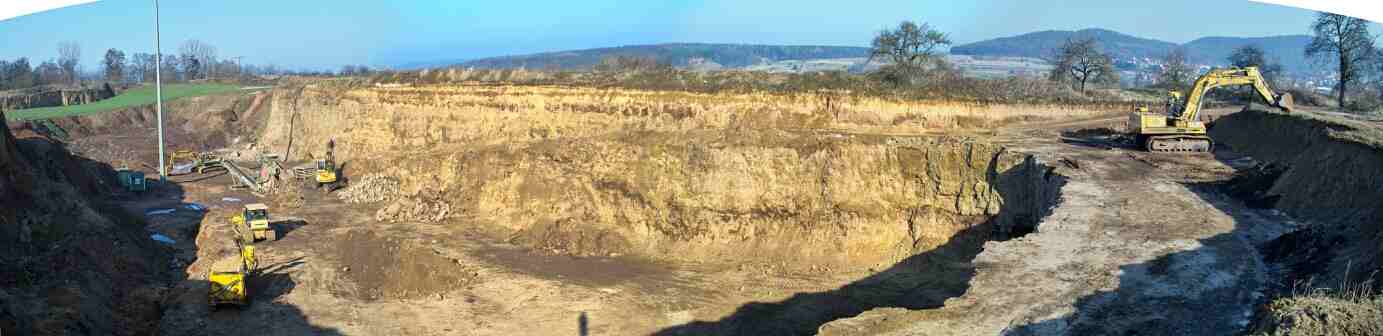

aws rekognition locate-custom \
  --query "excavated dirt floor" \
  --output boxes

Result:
[15,82,1345,336]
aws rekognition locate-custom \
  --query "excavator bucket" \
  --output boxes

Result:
[1276,93,1294,112]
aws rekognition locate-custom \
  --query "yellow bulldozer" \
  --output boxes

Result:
[230,203,277,242]
[208,242,257,307]
[1128,66,1293,152]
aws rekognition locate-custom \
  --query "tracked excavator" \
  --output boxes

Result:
[1129,66,1294,152]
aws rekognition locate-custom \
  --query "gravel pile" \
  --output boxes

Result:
[337,174,401,203]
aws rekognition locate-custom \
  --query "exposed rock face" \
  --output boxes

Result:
[0,84,117,111]
[257,84,1064,269]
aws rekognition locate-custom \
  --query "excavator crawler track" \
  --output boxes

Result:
[1145,135,1213,153]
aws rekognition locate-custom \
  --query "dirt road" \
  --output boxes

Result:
[823,126,1298,335]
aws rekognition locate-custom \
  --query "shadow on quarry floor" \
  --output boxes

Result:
[1004,155,1282,335]
[655,165,1067,336]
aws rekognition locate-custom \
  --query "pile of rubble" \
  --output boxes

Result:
[375,189,451,223]
[337,174,401,203]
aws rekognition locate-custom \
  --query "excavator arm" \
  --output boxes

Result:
[1178,67,1293,123]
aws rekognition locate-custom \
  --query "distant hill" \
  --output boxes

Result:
[436,43,871,70]
[951,29,1176,61]
[1181,35,1314,73]
[952,28,1314,74]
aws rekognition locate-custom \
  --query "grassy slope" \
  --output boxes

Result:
[4,83,246,121]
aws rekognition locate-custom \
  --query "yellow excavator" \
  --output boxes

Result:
[208,242,257,307]
[315,139,340,191]
[1129,66,1294,152]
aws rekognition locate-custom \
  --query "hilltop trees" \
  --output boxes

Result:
[869,21,951,84]
[3,58,34,90]
[102,49,126,83]
[1306,12,1376,110]
[1157,47,1193,90]
[36,61,65,85]
[1050,37,1118,92]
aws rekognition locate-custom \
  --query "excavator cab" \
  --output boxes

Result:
[1165,91,1185,120]
[231,203,276,242]
[315,159,338,190]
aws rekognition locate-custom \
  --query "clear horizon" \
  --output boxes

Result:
[0,0,1359,70]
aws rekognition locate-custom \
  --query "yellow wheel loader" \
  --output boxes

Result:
[1129,66,1293,152]
[209,243,257,307]
[230,203,276,242]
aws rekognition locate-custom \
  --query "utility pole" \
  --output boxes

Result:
[154,0,166,182]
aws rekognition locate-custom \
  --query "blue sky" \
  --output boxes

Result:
[0,0,1329,70]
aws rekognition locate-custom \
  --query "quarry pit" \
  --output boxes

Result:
[3,82,1381,336]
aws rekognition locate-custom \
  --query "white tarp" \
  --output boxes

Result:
[169,163,195,176]
[145,208,175,216]
[150,233,176,244]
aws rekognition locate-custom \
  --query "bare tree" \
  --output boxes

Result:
[160,54,181,81]
[102,48,127,83]
[128,53,154,83]
[179,40,217,79]
[1157,47,1194,90]
[869,20,951,83]
[1050,37,1119,92]
[1226,44,1285,90]
[1306,12,1376,110]
[57,41,81,85]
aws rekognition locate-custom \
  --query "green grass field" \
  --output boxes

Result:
[4,83,251,121]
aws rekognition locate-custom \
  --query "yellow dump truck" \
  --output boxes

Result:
[209,243,257,307]
[230,203,276,242]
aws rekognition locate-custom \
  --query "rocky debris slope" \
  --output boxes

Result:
[0,114,169,336]
[1212,108,1383,287]
[1212,107,1383,333]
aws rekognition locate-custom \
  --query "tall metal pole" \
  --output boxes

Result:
[154,0,166,182]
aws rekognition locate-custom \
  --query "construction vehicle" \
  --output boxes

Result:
[1129,66,1294,152]
[208,242,257,307]
[314,139,340,191]
[114,166,148,193]
[166,150,227,176]
[230,203,277,242]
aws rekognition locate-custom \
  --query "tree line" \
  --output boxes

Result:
[1,40,378,91]
[871,12,1383,112]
